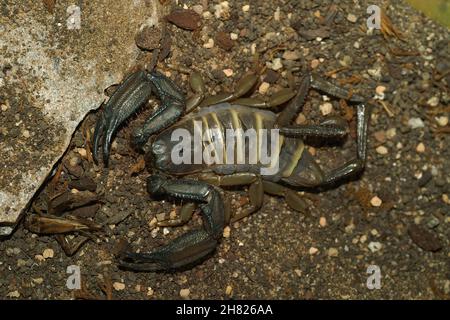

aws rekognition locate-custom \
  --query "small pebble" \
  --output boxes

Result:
[370,196,382,207]
[113,282,125,291]
[416,142,425,153]
[270,58,283,71]
[376,146,388,155]
[408,117,425,129]
[319,102,333,115]
[225,285,233,296]
[442,194,449,204]
[319,217,327,227]
[42,248,54,259]
[147,287,154,297]
[327,247,339,257]
[309,247,319,255]
[435,116,448,127]
[373,131,386,143]
[32,278,44,285]
[310,59,320,69]
[1,104,8,111]
[191,5,203,15]
[427,96,439,107]
[347,13,357,23]
[258,82,270,95]
[386,128,396,139]
[180,288,190,298]
[295,113,306,124]
[368,242,382,252]
[282,50,300,61]
[223,69,234,77]
[242,4,250,12]
[76,148,87,158]
[223,226,231,238]
[35,255,45,262]
[230,32,238,40]
[22,130,30,138]
[203,38,214,49]
[274,7,281,21]
[426,216,440,229]
[7,291,20,298]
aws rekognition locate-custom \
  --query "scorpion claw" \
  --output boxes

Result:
[91,70,155,166]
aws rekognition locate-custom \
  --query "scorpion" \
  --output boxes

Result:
[92,67,370,272]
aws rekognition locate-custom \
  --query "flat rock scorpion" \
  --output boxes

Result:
[92,67,370,271]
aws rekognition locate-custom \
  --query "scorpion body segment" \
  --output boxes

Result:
[151,103,324,187]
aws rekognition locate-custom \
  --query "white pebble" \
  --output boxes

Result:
[368,242,382,252]
[347,13,357,23]
[242,4,250,12]
[309,247,319,255]
[230,32,238,40]
[113,282,125,291]
[1,104,8,112]
[223,69,234,77]
[191,5,203,15]
[319,102,333,116]
[180,288,190,298]
[203,38,214,49]
[435,116,448,127]
[270,58,283,71]
[376,145,388,155]
[328,247,339,257]
[223,226,231,238]
[274,7,281,21]
[42,248,54,259]
[258,82,270,95]
[408,117,425,129]
[22,130,30,138]
[427,96,439,107]
[416,142,425,153]
[370,196,382,207]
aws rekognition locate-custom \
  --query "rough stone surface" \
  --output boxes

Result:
[0,0,163,235]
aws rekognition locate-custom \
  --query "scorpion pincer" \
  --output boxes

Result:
[92,67,370,271]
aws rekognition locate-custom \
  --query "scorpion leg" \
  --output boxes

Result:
[262,181,308,213]
[310,73,365,103]
[185,72,206,112]
[198,173,264,222]
[118,175,225,271]
[279,116,348,138]
[276,73,311,127]
[233,88,296,109]
[199,72,259,107]
[322,103,370,184]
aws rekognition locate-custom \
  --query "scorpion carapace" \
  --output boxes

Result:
[92,68,370,272]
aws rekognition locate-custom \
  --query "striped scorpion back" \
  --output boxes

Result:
[151,103,322,186]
